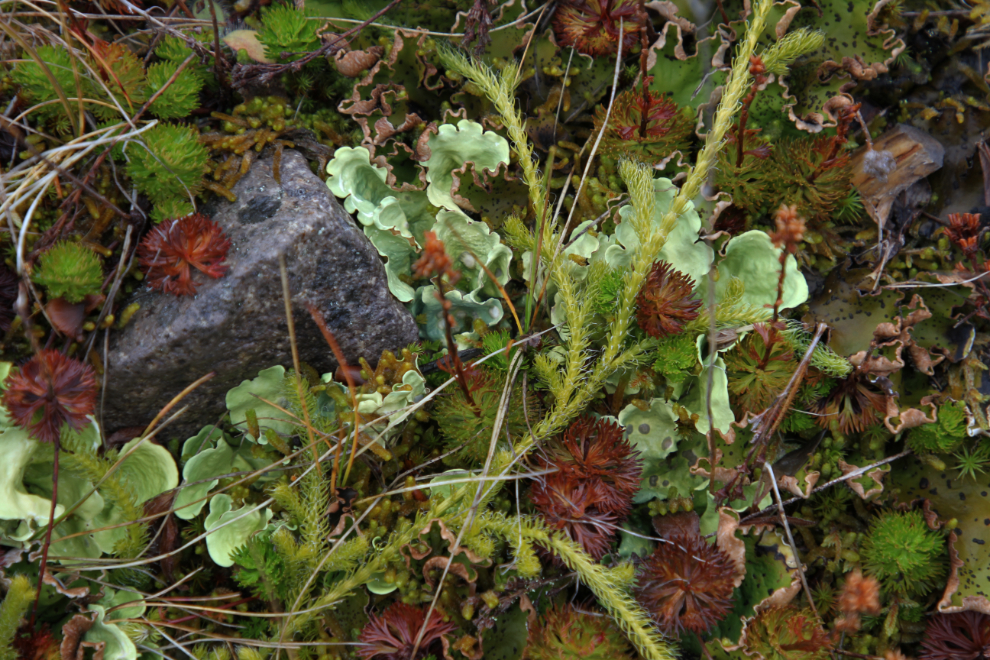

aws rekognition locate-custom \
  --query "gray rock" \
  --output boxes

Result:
[101,149,419,437]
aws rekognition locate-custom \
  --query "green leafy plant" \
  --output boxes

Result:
[126,123,209,207]
[230,531,289,602]
[907,400,969,454]
[860,510,946,596]
[146,61,204,119]
[434,367,540,466]
[32,242,103,303]
[739,606,833,660]
[256,3,320,63]
[954,443,990,481]
[523,604,637,660]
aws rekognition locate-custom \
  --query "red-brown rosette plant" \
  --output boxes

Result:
[551,0,643,57]
[634,533,736,635]
[357,602,457,660]
[138,213,231,296]
[919,611,990,660]
[532,416,642,559]
[3,349,97,444]
[531,474,622,560]
[636,261,702,339]
[813,371,888,435]
[545,415,642,514]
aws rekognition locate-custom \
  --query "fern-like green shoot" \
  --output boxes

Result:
[231,531,289,602]
[761,28,826,76]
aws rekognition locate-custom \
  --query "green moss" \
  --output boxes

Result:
[32,241,103,303]
[595,268,625,317]
[434,373,540,467]
[256,3,320,64]
[905,400,968,454]
[146,61,204,120]
[651,333,698,385]
[11,45,80,128]
[481,329,512,372]
[150,197,196,224]
[860,510,946,596]
[126,123,209,206]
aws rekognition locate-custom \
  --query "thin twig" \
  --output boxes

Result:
[279,256,318,470]
[764,462,818,619]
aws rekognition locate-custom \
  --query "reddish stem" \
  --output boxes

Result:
[435,277,480,416]
[735,86,758,168]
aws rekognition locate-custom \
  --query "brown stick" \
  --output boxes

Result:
[304,302,359,492]
[279,256,318,472]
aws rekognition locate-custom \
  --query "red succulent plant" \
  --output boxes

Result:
[636,261,702,339]
[634,532,736,634]
[919,611,990,660]
[545,416,642,514]
[531,473,621,560]
[3,349,98,443]
[138,214,231,296]
[357,602,457,660]
[552,0,643,57]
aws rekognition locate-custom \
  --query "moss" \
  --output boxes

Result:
[906,400,968,454]
[146,61,204,120]
[651,333,698,385]
[434,371,540,467]
[32,242,103,303]
[126,123,209,206]
[256,3,320,64]
[861,510,946,596]
[0,575,33,660]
